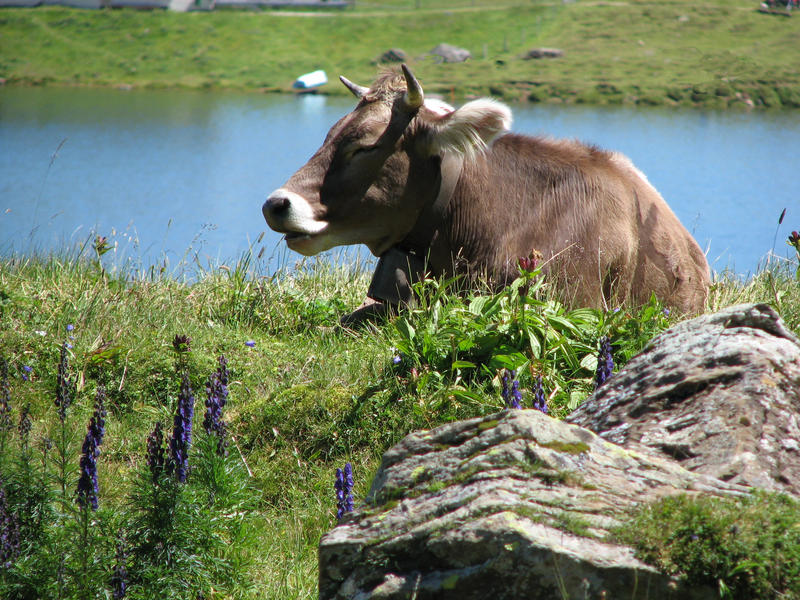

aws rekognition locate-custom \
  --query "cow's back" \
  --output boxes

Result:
[438,134,710,313]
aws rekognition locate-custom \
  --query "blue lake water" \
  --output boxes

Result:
[1,86,799,278]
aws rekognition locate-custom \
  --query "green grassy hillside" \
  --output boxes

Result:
[1,0,799,107]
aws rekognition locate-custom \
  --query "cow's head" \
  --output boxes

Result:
[262,64,512,257]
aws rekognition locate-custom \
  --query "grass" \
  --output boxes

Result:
[0,238,799,597]
[1,0,800,108]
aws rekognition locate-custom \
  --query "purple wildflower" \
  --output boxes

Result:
[0,478,21,569]
[595,336,614,389]
[789,230,800,251]
[172,334,191,355]
[0,357,11,434]
[203,355,230,456]
[55,342,75,422]
[110,536,128,599]
[76,387,107,511]
[17,404,31,446]
[244,340,256,348]
[518,250,541,273]
[502,369,521,409]
[335,462,354,520]
[532,375,548,414]
[146,422,166,483]
[66,324,74,332]
[21,365,32,382]
[168,373,194,483]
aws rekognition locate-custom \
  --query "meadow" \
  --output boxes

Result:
[1,0,800,108]
[2,0,800,596]
[0,232,799,598]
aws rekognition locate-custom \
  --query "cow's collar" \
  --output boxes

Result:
[366,152,463,305]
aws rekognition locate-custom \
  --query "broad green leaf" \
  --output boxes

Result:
[395,318,415,343]
[451,360,476,369]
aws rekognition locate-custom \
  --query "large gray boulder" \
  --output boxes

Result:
[568,303,800,496]
[319,410,745,600]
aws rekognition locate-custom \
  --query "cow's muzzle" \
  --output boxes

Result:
[262,188,328,236]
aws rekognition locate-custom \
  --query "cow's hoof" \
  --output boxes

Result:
[339,298,394,328]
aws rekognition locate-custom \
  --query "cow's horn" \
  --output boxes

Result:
[340,75,368,99]
[401,63,424,111]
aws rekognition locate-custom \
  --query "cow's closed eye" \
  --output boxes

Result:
[349,145,378,158]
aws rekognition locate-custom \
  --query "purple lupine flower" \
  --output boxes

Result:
[0,358,11,434]
[335,462,354,520]
[55,342,74,422]
[146,422,166,483]
[76,387,107,511]
[0,478,21,569]
[21,365,32,382]
[203,355,230,456]
[501,369,521,409]
[17,404,31,445]
[110,536,128,599]
[203,355,229,435]
[594,336,614,389]
[510,378,522,410]
[168,373,194,483]
[532,375,548,414]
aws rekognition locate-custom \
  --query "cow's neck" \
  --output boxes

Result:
[365,152,463,306]
[399,151,463,259]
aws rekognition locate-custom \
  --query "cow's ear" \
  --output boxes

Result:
[427,99,512,158]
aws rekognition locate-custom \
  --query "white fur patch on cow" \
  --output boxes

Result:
[265,188,328,234]
[430,98,513,159]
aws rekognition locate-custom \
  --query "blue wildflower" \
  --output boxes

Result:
[168,373,194,483]
[244,340,256,348]
[0,478,21,569]
[532,375,548,414]
[76,387,106,511]
[335,462,354,520]
[66,324,74,332]
[21,365,32,382]
[595,336,614,389]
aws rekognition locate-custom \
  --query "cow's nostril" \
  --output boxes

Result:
[263,194,291,218]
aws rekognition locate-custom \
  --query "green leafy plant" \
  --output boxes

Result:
[389,270,672,414]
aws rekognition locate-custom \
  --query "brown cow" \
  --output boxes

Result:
[263,65,710,317]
